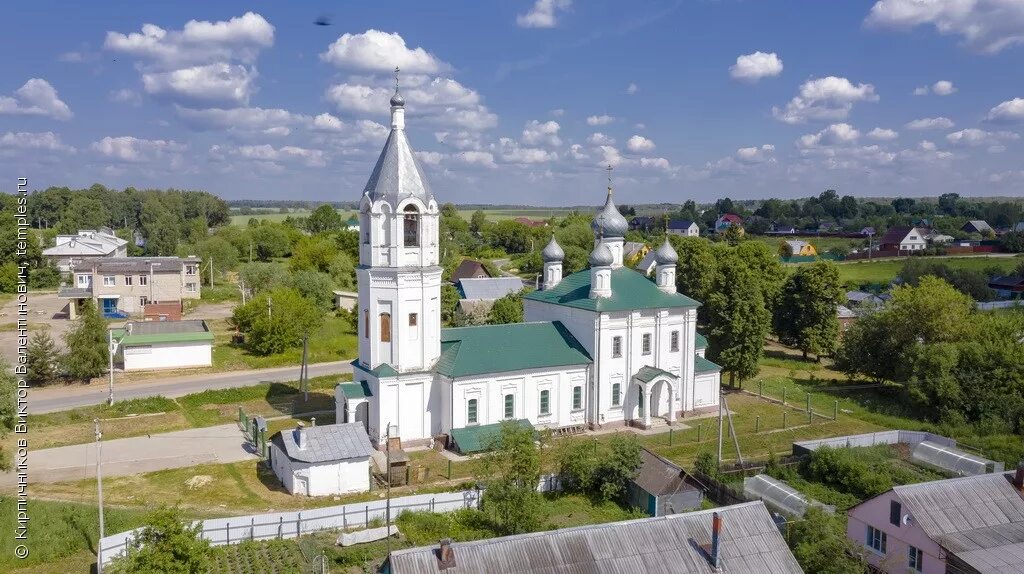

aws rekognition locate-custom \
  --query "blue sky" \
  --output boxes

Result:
[3,0,1024,205]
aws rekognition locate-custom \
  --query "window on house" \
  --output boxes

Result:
[363,310,369,339]
[138,275,148,286]
[670,331,679,352]
[865,525,887,554]
[572,386,582,410]
[185,283,197,293]
[379,313,392,342]
[890,501,902,526]
[908,546,923,572]
[467,399,478,424]
[139,297,148,307]
[642,333,652,355]
[539,390,550,415]
[403,205,419,247]
[504,394,514,419]
[124,275,133,286]
[612,336,622,358]
[185,265,197,275]
[612,383,621,406]
[103,275,115,286]
[77,274,90,288]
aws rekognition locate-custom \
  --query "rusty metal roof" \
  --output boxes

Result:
[385,501,803,573]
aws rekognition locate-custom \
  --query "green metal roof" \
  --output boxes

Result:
[112,320,214,346]
[694,354,722,374]
[350,359,399,378]
[339,381,373,399]
[449,419,534,454]
[436,321,592,378]
[634,365,678,383]
[695,332,708,349]
[524,267,699,312]
[119,331,214,345]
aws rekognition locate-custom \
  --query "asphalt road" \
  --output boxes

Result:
[28,360,354,414]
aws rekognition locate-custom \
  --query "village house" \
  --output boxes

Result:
[714,213,743,233]
[667,219,699,237]
[626,448,703,516]
[961,220,993,235]
[781,240,817,257]
[58,256,201,319]
[269,422,373,496]
[450,259,492,283]
[42,228,128,271]
[878,226,927,252]
[988,275,1024,300]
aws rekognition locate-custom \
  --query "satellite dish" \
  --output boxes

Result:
[902,514,913,526]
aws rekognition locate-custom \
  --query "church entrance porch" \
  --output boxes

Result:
[629,366,678,430]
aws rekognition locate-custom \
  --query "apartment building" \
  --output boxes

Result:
[59,256,201,319]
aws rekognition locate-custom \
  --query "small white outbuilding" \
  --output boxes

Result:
[112,319,213,371]
[269,422,374,496]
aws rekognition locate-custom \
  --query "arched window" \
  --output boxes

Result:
[379,312,392,342]
[403,205,420,247]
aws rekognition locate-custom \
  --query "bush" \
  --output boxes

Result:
[800,446,892,499]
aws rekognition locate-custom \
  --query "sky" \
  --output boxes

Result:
[2,0,1024,206]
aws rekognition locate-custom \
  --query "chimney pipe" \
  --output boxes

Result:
[1015,461,1024,491]
[437,538,456,570]
[311,417,316,427]
[710,512,722,571]
[295,422,306,450]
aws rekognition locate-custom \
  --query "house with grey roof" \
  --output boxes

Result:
[382,500,803,574]
[59,256,201,319]
[626,447,703,516]
[847,466,1024,574]
[961,220,993,235]
[42,228,127,271]
[269,422,374,496]
[667,219,699,237]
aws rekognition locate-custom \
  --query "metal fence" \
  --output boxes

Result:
[99,489,481,565]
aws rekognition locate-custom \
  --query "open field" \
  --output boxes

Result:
[455,208,576,221]
[826,254,1021,286]
[750,234,868,254]
[210,314,358,371]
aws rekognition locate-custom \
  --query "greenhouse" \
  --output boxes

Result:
[742,474,834,518]
[910,440,1004,476]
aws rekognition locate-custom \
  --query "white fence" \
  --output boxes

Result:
[791,430,956,456]
[99,489,481,565]
[977,300,1024,311]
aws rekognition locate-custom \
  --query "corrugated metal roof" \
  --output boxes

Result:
[273,422,373,463]
[632,448,697,497]
[457,277,524,301]
[115,320,213,345]
[525,268,699,312]
[635,366,677,384]
[363,126,433,204]
[385,501,803,573]
[694,355,722,374]
[84,256,199,274]
[449,419,534,454]
[436,321,592,378]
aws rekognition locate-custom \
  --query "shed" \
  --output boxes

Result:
[112,319,213,371]
[269,422,374,496]
[627,448,703,516]
[333,290,358,311]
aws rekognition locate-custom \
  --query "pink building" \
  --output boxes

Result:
[847,466,1024,573]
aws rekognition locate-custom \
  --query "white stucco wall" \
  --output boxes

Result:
[269,442,370,496]
[448,366,590,431]
[121,341,211,371]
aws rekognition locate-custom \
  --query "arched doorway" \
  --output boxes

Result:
[631,366,678,429]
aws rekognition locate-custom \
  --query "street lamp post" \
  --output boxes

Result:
[107,330,118,406]
[95,419,105,574]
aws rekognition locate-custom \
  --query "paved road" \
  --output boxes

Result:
[28,361,354,414]
[0,423,255,487]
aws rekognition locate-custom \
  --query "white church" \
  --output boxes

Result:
[336,84,722,451]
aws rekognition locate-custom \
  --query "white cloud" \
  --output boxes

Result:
[945,128,1019,147]
[325,75,496,130]
[91,136,186,163]
[517,0,572,29]
[587,132,615,145]
[773,76,878,124]
[262,126,290,137]
[586,114,614,126]
[729,51,783,82]
[919,140,937,151]
[321,30,448,73]
[312,113,345,132]
[932,80,957,95]
[867,127,899,140]
[905,116,955,130]
[415,151,445,166]
[597,145,622,167]
[142,63,258,106]
[797,123,861,148]
[104,12,274,68]
[626,135,656,152]
[0,79,72,120]
[109,88,142,106]
[175,105,308,132]
[626,83,638,95]
[212,143,326,167]
[735,144,775,164]
[435,131,482,150]
[521,120,561,146]
[494,137,557,164]
[550,108,565,117]
[986,97,1024,123]
[639,157,674,171]
[865,0,1024,54]
[455,151,497,168]
[913,86,930,96]
[0,131,75,153]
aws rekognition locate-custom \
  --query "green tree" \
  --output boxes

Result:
[57,195,109,233]
[190,236,238,285]
[249,223,291,260]
[774,261,844,360]
[144,213,181,256]
[477,421,543,535]
[63,300,108,381]
[290,236,339,274]
[556,439,598,494]
[693,450,718,478]
[668,236,718,320]
[286,270,335,311]
[110,507,211,574]
[706,255,771,386]
[0,360,15,471]
[238,262,288,294]
[441,283,460,326]
[485,220,532,253]
[232,288,323,355]
[26,330,61,385]
[470,210,487,233]
[593,434,642,501]
[305,204,343,234]
[734,241,786,313]
[487,290,524,324]
[788,507,866,574]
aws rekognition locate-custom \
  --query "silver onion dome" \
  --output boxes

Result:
[541,236,564,262]
[591,194,628,238]
[589,243,614,267]
[654,238,678,265]
[390,92,405,107]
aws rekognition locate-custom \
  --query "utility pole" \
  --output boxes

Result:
[107,330,116,406]
[300,333,309,401]
[95,419,105,574]
[267,297,272,319]
[717,391,724,472]
[208,257,214,288]
[385,425,392,558]
[249,241,253,263]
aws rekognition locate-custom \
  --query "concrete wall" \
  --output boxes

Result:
[121,341,211,371]
[792,430,956,457]
[268,442,369,496]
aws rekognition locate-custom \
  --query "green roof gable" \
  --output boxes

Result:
[695,332,708,349]
[450,419,534,454]
[635,365,678,383]
[695,355,722,374]
[350,359,398,378]
[436,321,592,378]
[339,381,373,399]
[524,267,699,312]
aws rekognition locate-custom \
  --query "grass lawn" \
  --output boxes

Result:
[210,314,358,371]
[829,254,1022,287]
[750,234,868,255]
[455,208,575,222]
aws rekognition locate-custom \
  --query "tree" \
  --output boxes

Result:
[774,262,844,360]
[556,439,598,493]
[593,434,642,501]
[470,210,487,233]
[0,360,15,471]
[441,284,460,326]
[249,223,291,260]
[238,262,288,294]
[305,204,343,234]
[668,236,718,320]
[734,241,785,313]
[232,288,323,355]
[487,290,524,325]
[485,220,532,254]
[478,421,543,535]
[706,255,771,386]
[190,236,238,285]
[57,195,109,233]
[63,300,108,381]
[110,507,211,574]
[26,330,61,385]
[286,270,335,311]
[788,507,866,574]
[1002,231,1024,253]
[290,236,339,274]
